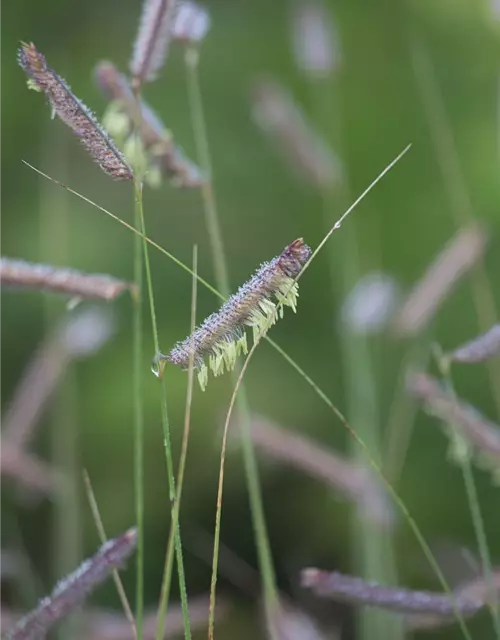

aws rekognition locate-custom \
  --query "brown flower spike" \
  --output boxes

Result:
[18,43,132,180]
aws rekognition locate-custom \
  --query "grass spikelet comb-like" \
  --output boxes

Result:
[17,43,132,180]
[165,238,311,390]
[6,528,137,640]
[130,0,178,87]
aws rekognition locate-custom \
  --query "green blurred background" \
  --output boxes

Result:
[2,1,500,638]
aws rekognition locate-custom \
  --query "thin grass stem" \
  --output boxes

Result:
[436,356,500,638]
[222,318,474,640]
[184,46,279,635]
[155,247,198,640]
[134,178,191,638]
[133,174,145,640]
[82,469,137,637]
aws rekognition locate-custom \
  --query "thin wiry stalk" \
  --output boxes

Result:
[82,469,137,637]
[208,335,265,639]
[134,178,191,638]
[306,72,401,638]
[383,336,431,484]
[133,180,145,639]
[220,322,473,640]
[155,247,198,640]
[434,358,500,637]
[22,159,472,636]
[410,36,500,419]
[184,46,279,635]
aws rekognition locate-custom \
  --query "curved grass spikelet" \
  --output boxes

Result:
[166,238,311,389]
[17,43,132,180]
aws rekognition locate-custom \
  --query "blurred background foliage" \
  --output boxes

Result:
[2,0,500,638]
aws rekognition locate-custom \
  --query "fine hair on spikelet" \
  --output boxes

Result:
[166,238,311,389]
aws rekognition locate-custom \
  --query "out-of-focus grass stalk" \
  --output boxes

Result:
[155,247,198,640]
[435,356,500,639]
[410,38,500,419]
[184,46,279,633]
[309,78,403,639]
[383,336,431,484]
[133,169,145,640]
[133,177,191,639]
[411,37,500,638]
[40,134,82,640]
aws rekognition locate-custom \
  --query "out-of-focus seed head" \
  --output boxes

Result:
[172,1,211,44]
[290,0,341,78]
[341,271,399,334]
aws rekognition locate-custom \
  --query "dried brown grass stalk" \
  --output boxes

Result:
[251,77,343,188]
[301,568,482,618]
[1,258,134,300]
[394,225,487,336]
[407,371,500,460]
[6,529,137,640]
[17,43,132,180]
[94,61,203,187]
[245,415,393,526]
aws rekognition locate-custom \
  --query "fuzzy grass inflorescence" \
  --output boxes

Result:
[18,43,132,180]
[164,238,311,389]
